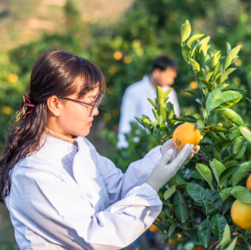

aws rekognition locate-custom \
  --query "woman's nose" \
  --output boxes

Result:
[92,107,99,116]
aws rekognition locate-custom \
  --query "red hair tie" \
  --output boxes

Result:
[15,93,35,122]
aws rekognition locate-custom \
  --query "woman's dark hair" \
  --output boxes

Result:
[151,55,178,72]
[0,50,106,203]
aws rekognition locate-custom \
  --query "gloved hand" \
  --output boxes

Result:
[147,144,194,192]
[161,138,202,162]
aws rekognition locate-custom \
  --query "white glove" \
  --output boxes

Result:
[161,138,201,162]
[147,144,194,191]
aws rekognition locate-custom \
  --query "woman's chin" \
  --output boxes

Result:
[81,127,91,137]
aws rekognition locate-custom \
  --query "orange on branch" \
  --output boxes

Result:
[231,199,251,230]
[247,175,251,191]
[172,123,201,150]
[149,217,161,232]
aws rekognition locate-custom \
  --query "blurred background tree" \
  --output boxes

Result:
[0,0,251,249]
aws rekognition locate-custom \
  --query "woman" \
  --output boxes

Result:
[0,50,199,250]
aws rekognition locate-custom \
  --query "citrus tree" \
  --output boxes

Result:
[135,20,251,250]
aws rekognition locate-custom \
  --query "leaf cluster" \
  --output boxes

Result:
[136,20,251,249]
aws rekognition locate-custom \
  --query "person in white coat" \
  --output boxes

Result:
[0,51,200,250]
[118,55,180,148]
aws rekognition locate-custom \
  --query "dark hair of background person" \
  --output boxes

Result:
[0,50,106,203]
[151,55,178,73]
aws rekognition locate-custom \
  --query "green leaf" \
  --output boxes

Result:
[233,137,244,154]
[226,42,231,54]
[225,53,232,70]
[240,126,251,144]
[220,68,236,84]
[222,87,246,92]
[189,58,200,74]
[164,186,176,200]
[185,90,200,99]
[217,108,245,126]
[210,214,227,239]
[181,20,191,43]
[197,119,205,129]
[199,36,210,53]
[191,44,198,57]
[212,51,221,67]
[224,160,238,168]
[186,182,206,204]
[205,131,221,141]
[200,78,214,91]
[174,191,188,223]
[168,223,178,237]
[206,89,223,112]
[206,189,223,215]
[210,159,226,185]
[235,144,247,159]
[183,229,200,244]
[234,246,249,250]
[191,170,203,179]
[214,61,221,75]
[232,161,251,186]
[153,220,164,232]
[187,34,205,45]
[219,164,240,184]
[174,174,187,185]
[196,163,213,189]
[173,115,197,123]
[163,88,173,97]
[217,224,231,248]
[182,45,191,62]
[220,91,242,108]
[230,186,251,203]
[198,217,211,248]
[134,117,143,126]
[204,126,229,133]
[148,98,156,108]
[230,45,242,59]
[219,187,233,202]
[225,237,237,250]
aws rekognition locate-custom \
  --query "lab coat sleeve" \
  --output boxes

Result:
[117,86,139,148]
[10,165,162,250]
[94,141,163,204]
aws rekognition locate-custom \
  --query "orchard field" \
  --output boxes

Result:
[1,0,251,249]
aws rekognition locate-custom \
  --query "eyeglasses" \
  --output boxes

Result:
[58,94,103,116]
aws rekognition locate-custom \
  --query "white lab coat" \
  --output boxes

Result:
[118,75,180,148]
[5,134,163,250]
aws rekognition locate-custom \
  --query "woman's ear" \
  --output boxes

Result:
[47,95,61,116]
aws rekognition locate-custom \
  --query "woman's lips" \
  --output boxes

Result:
[87,120,93,126]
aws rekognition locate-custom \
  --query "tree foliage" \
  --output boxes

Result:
[135,20,251,249]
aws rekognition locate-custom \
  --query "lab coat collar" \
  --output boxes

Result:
[39,135,108,210]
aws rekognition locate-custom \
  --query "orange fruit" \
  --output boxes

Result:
[149,217,161,232]
[231,199,251,230]
[193,246,205,250]
[173,123,201,150]
[247,175,251,191]
[113,51,123,60]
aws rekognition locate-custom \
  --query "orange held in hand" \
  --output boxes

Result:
[172,123,201,150]
[231,199,251,230]
[247,175,251,191]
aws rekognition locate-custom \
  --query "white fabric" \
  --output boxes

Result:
[5,134,163,250]
[118,75,180,148]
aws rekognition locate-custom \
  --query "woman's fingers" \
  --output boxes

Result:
[187,144,201,159]
[173,144,194,165]
[160,149,173,165]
